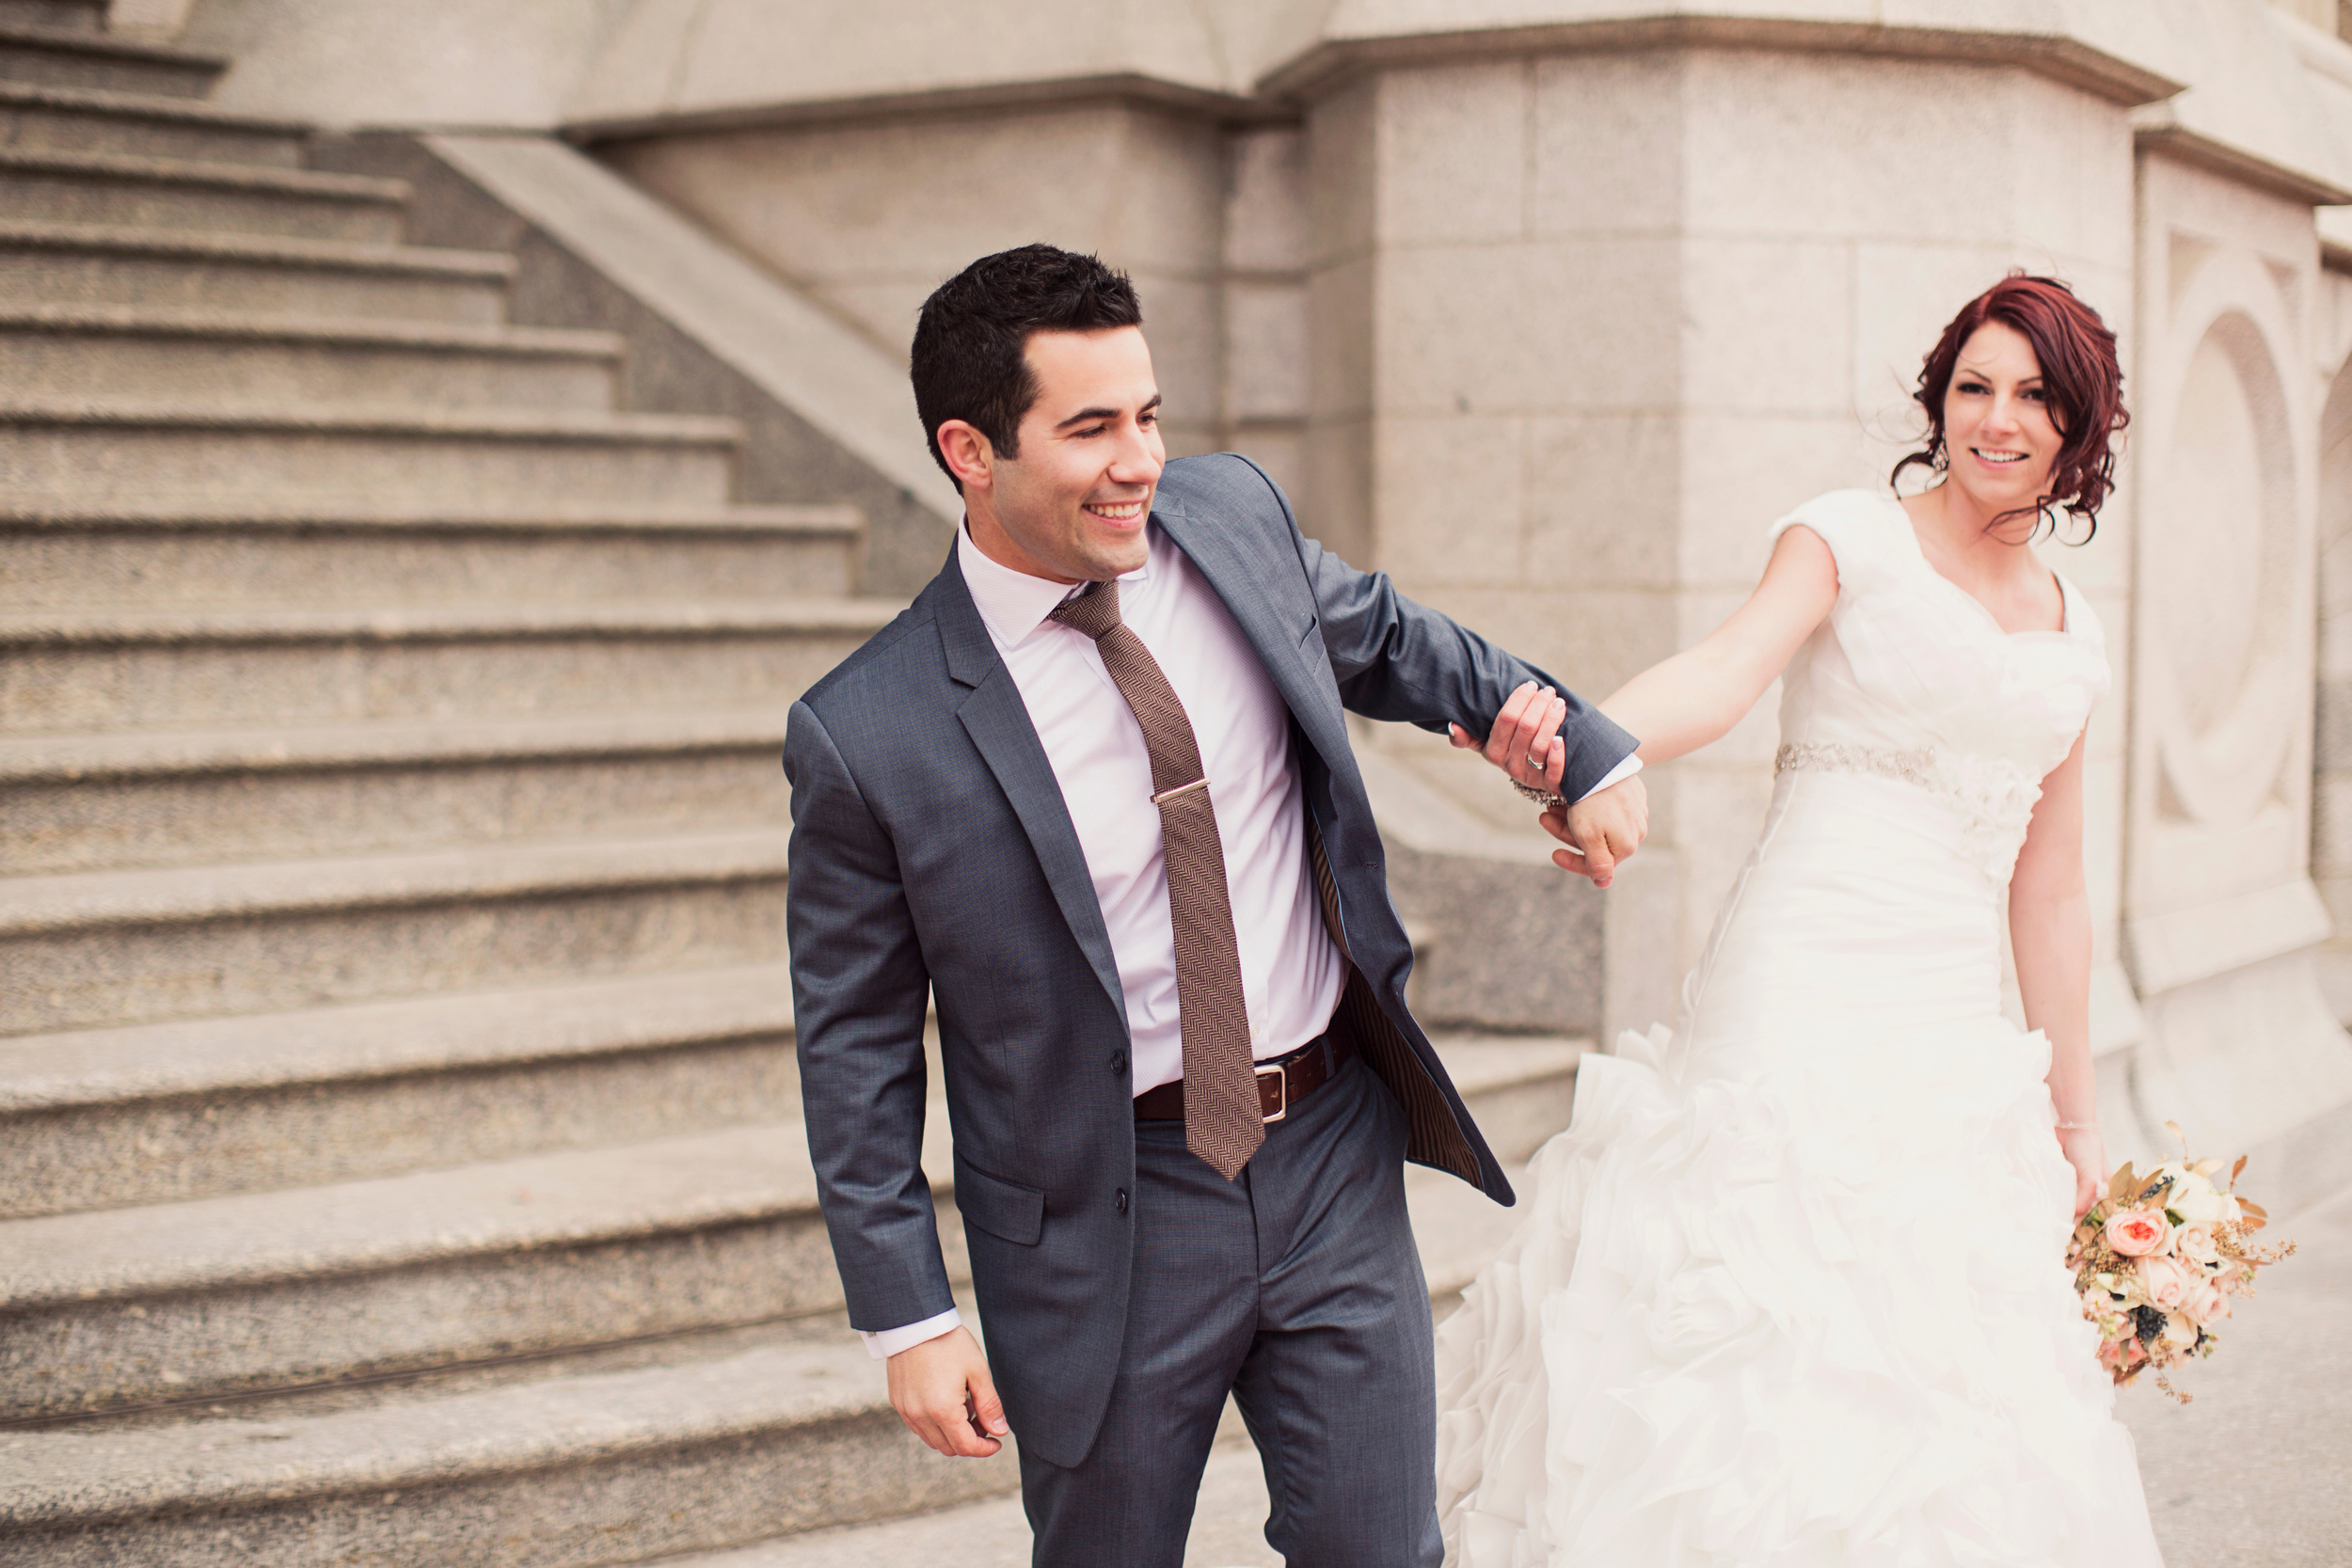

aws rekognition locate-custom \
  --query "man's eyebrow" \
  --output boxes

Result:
[1054,393,1163,430]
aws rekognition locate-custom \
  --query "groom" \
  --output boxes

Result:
[785,244,1644,1566]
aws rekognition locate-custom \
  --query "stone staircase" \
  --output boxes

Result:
[0,8,1590,1562]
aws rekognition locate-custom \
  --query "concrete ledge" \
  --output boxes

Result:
[0,965,802,1218]
[0,394,739,441]
[0,828,791,937]
[0,707,798,783]
[0,595,898,645]
[0,1333,1016,1567]
[0,961,794,1113]
[0,217,512,278]
[2135,120,2352,208]
[1258,16,2184,108]
[0,74,301,131]
[0,1117,840,1307]
[0,14,220,67]
[0,499,858,533]
[0,141,400,201]
[0,301,620,355]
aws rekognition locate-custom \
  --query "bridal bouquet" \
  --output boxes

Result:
[2067,1128,2295,1402]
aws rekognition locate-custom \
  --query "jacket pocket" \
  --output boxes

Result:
[951,1151,1045,1246]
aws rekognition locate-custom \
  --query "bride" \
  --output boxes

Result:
[1433,275,2166,1566]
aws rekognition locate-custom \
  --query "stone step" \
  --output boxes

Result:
[0,1116,948,1418]
[0,398,741,510]
[0,19,223,98]
[0,829,795,1035]
[0,596,892,732]
[0,1325,1016,1568]
[0,79,308,166]
[0,708,800,874]
[0,146,407,243]
[0,221,514,324]
[0,304,624,409]
[0,0,104,34]
[675,1435,1268,1568]
[1429,1034,1583,1167]
[0,1033,1574,1414]
[0,499,860,612]
[0,963,800,1217]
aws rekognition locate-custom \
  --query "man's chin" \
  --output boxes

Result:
[1076,518,1152,578]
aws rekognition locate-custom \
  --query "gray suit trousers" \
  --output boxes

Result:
[1016,1053,1443,1568]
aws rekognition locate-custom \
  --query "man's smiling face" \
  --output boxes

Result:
[967,325,1164,583]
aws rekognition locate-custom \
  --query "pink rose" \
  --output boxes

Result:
[2137,1254,2191,1310]
[2183,1281,2230,1326]
[2174,1223,2217,1263]
[2105,1206,2169,1258]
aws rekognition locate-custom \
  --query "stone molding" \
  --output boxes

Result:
[2124,877,2335,996]
[1255,16,2183,109]
[2134,121,2352,208]
[563,71,1280,148]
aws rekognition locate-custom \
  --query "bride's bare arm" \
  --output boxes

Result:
[2010,733,2103,1215]
[1597,525,1839,764]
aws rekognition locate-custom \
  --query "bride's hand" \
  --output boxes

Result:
[2056,1125,2106,1219]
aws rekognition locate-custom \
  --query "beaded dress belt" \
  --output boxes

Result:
[1773,740,1937,788]
[1133,1027,1355,1124]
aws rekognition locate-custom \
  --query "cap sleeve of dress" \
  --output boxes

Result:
[1767,489,1903,599]
[2056,573,2114,705]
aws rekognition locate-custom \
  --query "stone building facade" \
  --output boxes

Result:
[5,2,2352,1555]
[172,0,2352,1194]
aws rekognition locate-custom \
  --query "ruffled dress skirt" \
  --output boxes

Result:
[1432,768,2165,1566]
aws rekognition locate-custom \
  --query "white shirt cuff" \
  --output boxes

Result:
[861,1307,964,1361]
[1574,752,1643,802]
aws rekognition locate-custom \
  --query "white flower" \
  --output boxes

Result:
[2169,1181,2231,1225]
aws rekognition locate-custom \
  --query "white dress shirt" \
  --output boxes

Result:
[863,519,1639,1358]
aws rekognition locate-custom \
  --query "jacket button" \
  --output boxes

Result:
[1115,1188,1129,1213]
[1110,1050,1127,1076]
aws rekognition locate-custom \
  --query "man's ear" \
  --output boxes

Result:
[936,420,994,492]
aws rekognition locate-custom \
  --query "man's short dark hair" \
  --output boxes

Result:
[912,244,1144,487]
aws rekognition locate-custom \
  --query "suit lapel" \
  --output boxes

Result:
[1151,494,1352,776]
[936,551,1128,1026]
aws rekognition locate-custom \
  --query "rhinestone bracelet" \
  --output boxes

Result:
[1512,779,1566,810]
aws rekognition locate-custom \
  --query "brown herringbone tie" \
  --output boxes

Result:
[1052,578,1263,1179]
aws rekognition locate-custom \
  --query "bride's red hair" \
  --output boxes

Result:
[1892,272,2127,539]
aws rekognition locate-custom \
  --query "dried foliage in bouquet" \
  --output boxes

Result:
[2068,1122,2296,1402]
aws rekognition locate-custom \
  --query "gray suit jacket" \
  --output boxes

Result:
[783,453,1635,1466]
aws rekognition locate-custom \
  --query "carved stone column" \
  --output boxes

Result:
[2122,146,2352,1209]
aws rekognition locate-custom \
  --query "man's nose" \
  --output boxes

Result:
[1109,422,1162,483]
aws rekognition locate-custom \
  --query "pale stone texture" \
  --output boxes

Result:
[2122,150,2352,1196]
[600,104,1229,455]
[2314,264,2352,1015]
[17,4,2352,1562]
[1327,43,2161,1029]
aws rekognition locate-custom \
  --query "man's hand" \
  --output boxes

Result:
[1448,680,1569,796]
[1542,774,1646,889]
[885,1327,1009,1458]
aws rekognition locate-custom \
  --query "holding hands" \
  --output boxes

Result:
[1450,681,1647,889]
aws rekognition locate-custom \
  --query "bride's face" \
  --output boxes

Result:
[1941,321,2061,522]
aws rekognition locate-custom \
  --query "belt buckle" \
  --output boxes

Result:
[1256,1061,1288,1123]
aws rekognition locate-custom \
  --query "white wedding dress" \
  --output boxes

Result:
[1433,491,2165,1566]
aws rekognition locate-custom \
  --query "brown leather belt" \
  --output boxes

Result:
[1133,1026,1355,1124]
